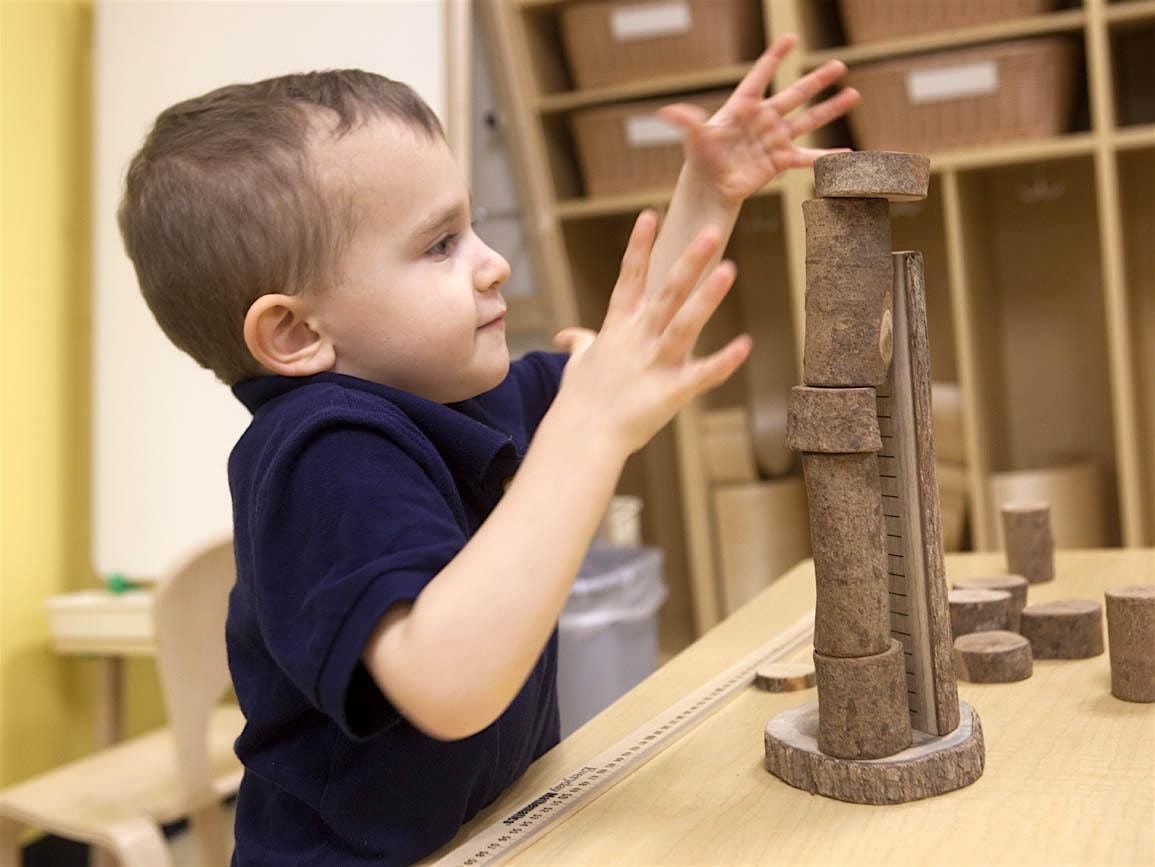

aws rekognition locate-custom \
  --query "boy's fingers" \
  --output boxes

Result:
[643,228,723,335]
[657,102,709,134]
[659,260,738,363]
[768,59,848,116]
[605,210,658,325]
[733,34,796,100]
[686,334,753,397]
[786,87,861,139]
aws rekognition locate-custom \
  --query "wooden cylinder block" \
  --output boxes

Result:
[1020,599,1104,659]
[786,386,881,453]
[1105,584,1155,702]
[1001,502,1054,585]
[802,453,890,658]
[954,630,1033,683]
[802,198,893,387]
[815,639,912,759]
[952,574,1028,631]
[814,151,931,202]
[949,588,1013,637]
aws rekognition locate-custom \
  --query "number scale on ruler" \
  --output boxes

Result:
[434,613,815,867]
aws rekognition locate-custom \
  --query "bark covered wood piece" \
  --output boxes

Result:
[753,660,817,693]
[1105,584,1155,702]
[814,640,911,759]
[764,700,984,805]
[803,452,891,658]
[1001,502,1055,584]
[814,151,931,202]
[952,574,1029,632]
[953,630,1033,683]
[802,198,893,387]
[948,588,1014,637]
[786,386,882,453]
[1020,599,1104,659]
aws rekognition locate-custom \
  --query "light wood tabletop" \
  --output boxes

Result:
[433,548,1155,866]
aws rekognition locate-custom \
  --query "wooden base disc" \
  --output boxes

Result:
[764,700,984,805]
[754,661,817,692]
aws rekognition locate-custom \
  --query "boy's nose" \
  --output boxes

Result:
[476,245,511,294]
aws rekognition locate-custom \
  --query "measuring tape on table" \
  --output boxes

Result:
[434,612,815,866]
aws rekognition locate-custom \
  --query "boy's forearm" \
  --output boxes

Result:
[647,167,742,297]
[362,404,626,740]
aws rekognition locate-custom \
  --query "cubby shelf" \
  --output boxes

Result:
[481,0,1154,654]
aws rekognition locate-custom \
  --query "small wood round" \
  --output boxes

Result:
[952,575,1028,632]
[948,588,1013,637]
[813,151,931,202]
[1020,599,1104,659]
[764,700,985,805]
[785,386,881,453]
[753,661,817,692]
[1001,502,1054,584]
[954,630,1033,683]
[1105,584,1155,702]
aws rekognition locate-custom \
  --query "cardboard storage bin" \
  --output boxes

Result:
[570,90,727,197]
[838,0,1055,46]
[560,0,762,90]
[845,37,1078,153]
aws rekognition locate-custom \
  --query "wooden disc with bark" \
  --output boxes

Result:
[1105,584,1155,702]
[753,660,817,692]
[949,588,1013,637]
[814,151,931,202]
[764,700,985,805]
[786,386,881,453]
[1020,599,1104,658]
[952,575,1028,631]
[954,630,1033,683]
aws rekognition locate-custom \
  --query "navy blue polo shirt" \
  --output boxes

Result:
[226,352,568,866]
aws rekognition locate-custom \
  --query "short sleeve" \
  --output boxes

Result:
[508,351,568,436]
[248,423,467,739]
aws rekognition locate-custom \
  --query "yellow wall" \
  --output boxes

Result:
[0,0,162,788]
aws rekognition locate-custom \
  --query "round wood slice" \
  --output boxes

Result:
[1105,584,1155,702]
[948,588,1013,637]
[952,575,1028,631]
[954,630,1033,683]
[1000,502,1054,584]
[785,386,881,453]
[764,700,985,805]
[1020,599,1104,659]
[753,660,817,692]
[813,151,931,202]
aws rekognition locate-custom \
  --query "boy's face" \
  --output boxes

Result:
[310,119,511,403]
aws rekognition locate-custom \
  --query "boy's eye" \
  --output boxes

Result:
[428,233,459,260]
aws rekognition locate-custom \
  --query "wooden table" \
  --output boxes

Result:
[434,548,1155,865]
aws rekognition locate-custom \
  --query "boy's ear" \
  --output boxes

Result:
[243,294,336,377]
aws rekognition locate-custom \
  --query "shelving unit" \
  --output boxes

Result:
[480,0,1155,654]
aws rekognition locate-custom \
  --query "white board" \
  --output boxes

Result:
[93,0,449,577]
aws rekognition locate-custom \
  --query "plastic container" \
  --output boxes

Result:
[557,545,667,737]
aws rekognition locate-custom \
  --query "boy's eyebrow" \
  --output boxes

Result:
[410,191,473,243]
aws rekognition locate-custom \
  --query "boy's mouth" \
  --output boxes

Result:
[479,308,507,330]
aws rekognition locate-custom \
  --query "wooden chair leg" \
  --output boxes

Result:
[102,817,172,867]
[0,814,24,867]
[189,804,230,867]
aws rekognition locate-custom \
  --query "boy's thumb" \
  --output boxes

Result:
[553,327,596,357]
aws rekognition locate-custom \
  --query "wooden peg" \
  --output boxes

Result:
[952,575,1028,631]
[814,151,931,202]
[785,386,881,453]
[1001,502,1054,584]
[754,660,817,692]
[1105,584,1155,702]
[1020,599,1104,659]
[802,453,891,658]
[814,639,912,760]
[802,198,893,387]
[953,630,1033,683]
[949,588,1014,637]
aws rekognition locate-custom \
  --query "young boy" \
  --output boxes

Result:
[118,35,856,865]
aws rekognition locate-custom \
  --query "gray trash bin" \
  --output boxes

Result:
[557,545,666,737]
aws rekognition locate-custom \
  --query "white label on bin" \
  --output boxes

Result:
[625,114,684,148]
[906,61,999,104]
[610,1,692,42]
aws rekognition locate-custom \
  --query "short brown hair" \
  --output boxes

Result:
[119,70,444,384]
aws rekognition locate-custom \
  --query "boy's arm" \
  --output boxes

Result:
[646,34,860,294]
[363,215,748,740]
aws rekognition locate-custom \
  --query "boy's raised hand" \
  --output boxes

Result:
[658,34,861,207]
[554,210,751,456]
